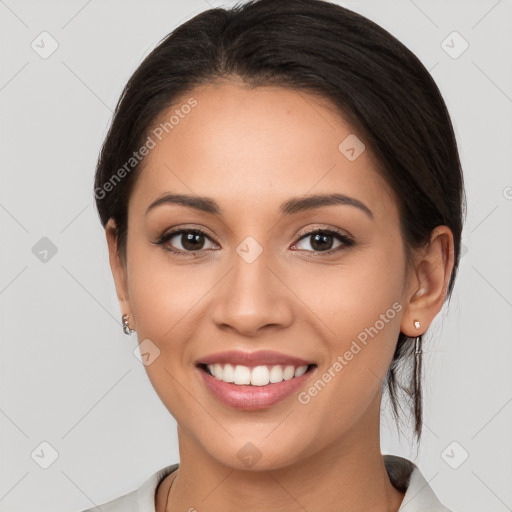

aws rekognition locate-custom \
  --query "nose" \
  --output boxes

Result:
[211,248,294,337]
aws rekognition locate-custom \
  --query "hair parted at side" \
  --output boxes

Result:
[94,0,466,443]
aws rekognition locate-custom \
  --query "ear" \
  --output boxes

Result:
[105,218,132,322]
[400,225,455,337]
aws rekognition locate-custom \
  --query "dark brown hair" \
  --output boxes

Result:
[94,0,466,443]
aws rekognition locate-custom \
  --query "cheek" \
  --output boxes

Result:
[125,228,210,335]
[128,264,199,342]
[294,247,405,344]
[293,255,405,435]
[125,247,200,417]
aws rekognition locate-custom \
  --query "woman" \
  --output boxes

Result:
[84,0,465,510]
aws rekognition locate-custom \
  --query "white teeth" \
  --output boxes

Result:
[294,365,307,377]
[214,363,223,380]
[233,365,251,385]
[269,365,284,383]
[250,366,270,386]
[222,363,234,382]
[205,363,310,385]
[283,365,295,380]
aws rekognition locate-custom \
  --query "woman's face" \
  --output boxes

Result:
[109,82,420,469]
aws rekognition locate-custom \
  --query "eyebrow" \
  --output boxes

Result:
[145,192,373,220]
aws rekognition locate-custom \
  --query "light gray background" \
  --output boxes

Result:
[1,0,511,511]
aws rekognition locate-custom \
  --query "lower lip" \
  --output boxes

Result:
[197,365,316,410]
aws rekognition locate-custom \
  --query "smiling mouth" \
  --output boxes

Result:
[197,363,317,386]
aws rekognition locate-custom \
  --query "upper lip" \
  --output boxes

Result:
[196,350,315,368]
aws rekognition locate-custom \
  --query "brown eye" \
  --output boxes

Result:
[156,229,218,254]
[292,229,354,253]
[175,231,207,251]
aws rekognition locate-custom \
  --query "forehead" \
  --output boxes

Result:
[129,82,398,222]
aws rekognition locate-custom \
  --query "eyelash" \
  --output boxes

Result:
[153,227,355,258]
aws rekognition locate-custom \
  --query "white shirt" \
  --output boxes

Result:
[78,454,452,511]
